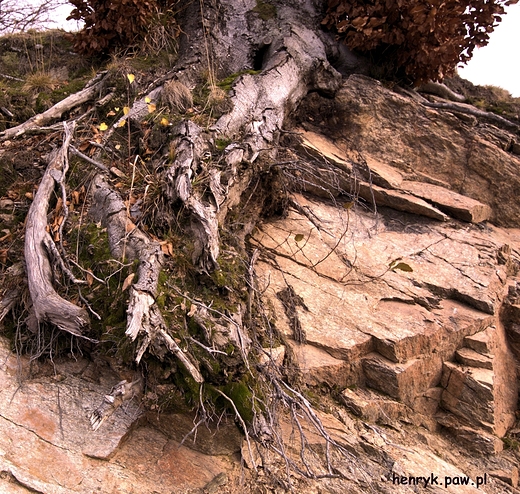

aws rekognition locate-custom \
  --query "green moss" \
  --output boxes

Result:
[215,138,231,152]
[217,70,261,92]
[222,380,254,422]
[252,0,277,20]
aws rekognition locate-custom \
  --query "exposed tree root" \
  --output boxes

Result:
[0,1,379,488]
[24,122,90,338]
[422,100,520,132]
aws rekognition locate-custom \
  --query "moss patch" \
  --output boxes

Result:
[252,0,277,21]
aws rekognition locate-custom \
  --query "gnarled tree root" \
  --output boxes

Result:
[89,174,204,382]
[24,122,90,337]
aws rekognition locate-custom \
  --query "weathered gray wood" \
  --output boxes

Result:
[90,174,204,381]
[0,72,107,141]
[24,123,89,336]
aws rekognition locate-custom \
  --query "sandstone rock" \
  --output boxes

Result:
[390,446,486,493]
[341,387,411,426]
[464,326,496,355]
[297,74,520,226]
[436,413,504,456]
[440,361,495,431]
[258,345,285,368]
[357,181,449,221]
[489,467,519,488]
[0,337,234,494]
[300,129,351,171]
[354,154,404,189]
[287,340,351,388]
[362,353,423,406]
[455,347,493,370]
[401,180,492,223]
[146,411,243,455]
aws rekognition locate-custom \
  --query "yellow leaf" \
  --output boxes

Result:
[123,106,130,115]
[115,144,121,150]
[127,73,135,84]
[118,119,126,127]
[160,117,170,126]
[147,103,156,113]
[114,107,120,111]
[99,122,108,131]
[145,96,151,103]
[391,262,413,273]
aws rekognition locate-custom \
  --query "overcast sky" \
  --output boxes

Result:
[458,3,520,97]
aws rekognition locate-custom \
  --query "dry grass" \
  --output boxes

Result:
[162,80,193,114]
[22,70,60,94]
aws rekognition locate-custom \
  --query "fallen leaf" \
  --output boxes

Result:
[99,122,108,131]
[187,304,197,317]
[86,272,94,286]
[160,117,170,126]
[294,234,305,242]
[123,106,130,115]
[122,273,135,291]
[72,190,81,205]
[390,261,413,272]
[147,103,156,113]
[127,73,135,84]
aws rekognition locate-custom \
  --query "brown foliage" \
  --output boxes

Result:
[67,0,178,56]
[322,0,519,84]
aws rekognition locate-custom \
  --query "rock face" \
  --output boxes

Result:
[296,74,520,226]
[256,73,520,459]
[2,73,520,492]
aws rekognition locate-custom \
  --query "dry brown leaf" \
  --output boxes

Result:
[86,272,94,286]
[122,273,135,291]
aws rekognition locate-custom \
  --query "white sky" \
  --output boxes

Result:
[458,3,520,97]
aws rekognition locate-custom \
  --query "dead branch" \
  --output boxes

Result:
[165,121,219,273]
[0,72,107,141]
[24,122,90,337]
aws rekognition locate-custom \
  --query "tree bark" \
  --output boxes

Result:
[24,122,89,337]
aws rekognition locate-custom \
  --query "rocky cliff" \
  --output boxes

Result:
[1,73,520,493]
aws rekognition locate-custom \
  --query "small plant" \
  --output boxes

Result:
[161,80,193,114]
[67,0,180,56]
[323,0,519,84]
[22,71,60,94]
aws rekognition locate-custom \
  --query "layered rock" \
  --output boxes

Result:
[255,82,520,454]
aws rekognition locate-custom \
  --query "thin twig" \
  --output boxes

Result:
[70,145,110,172]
